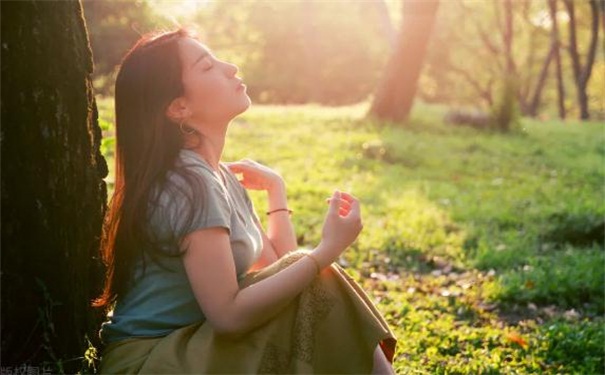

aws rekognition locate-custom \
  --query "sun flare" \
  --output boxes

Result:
[148,0,210,20]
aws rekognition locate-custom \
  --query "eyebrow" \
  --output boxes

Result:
[192,50,210,68]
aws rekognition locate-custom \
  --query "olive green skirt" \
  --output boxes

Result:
[98,249,398,374]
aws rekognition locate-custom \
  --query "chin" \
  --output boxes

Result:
[234,95,252,115]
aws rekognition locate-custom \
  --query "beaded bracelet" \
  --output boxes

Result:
[266,208,293,216]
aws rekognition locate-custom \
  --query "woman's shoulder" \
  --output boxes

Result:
[177,149,217,176]
[150,150,226,207]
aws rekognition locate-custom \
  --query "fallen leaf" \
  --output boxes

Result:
[507,332,528,348]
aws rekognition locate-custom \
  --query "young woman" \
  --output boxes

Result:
[94,27,397,374]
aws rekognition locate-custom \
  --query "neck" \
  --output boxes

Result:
[185,122,228,172]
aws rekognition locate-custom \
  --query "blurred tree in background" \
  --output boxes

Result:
[369,0,440,123]
[82,0,604,120]
[422,0,603,120]
[82,0,171,95]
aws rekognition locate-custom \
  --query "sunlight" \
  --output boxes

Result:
[148,0,210,20]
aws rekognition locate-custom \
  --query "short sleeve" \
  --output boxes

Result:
[231,174,262,227]
[147,167,232,254]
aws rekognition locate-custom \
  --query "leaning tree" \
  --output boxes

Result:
[368,0,440,123]
[1,0,107,372]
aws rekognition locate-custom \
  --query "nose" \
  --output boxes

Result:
[225,61,238,77]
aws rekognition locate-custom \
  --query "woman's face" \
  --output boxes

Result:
[177,37,250,127]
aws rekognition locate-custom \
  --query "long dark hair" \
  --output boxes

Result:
[92,27,204,310]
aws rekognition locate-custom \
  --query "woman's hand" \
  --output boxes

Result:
[225,159,284,192]
[314,190,363,267]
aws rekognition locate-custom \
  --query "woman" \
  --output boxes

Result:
[94,27,398,374]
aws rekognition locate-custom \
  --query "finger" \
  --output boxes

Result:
[325,198,351,209]
[338,207,349,216]
[339,191,358,204]
[328,190,341,216]
[347,198,361,218]
[225,162,246,172]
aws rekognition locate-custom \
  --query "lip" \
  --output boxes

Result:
[236,82,246,91]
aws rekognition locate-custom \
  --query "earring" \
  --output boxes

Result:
[179,118,196,135]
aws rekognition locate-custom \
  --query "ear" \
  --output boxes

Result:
[165,97,190,123]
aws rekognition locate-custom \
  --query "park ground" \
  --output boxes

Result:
[97,98,604,374]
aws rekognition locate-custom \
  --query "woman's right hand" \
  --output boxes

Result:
[314,190,363,267]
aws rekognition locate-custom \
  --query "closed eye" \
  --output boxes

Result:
[203,57,215,71]
[193,52,214,71]
[198,56,211,70]
[205,56,214,65]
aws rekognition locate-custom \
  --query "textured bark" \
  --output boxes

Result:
[368,0,440,123]
[1,0,107,372]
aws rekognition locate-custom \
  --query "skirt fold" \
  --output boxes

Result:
[99,249,398,374]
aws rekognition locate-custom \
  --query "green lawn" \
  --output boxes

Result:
[97,97,605,374]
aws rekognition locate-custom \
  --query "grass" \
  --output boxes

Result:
[96,97,605,374]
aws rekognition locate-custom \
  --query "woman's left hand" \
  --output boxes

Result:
[225,159,284,192]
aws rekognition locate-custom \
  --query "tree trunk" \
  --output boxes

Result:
[502,0,516,77]
[601,0,605,41]
[1,0,107,372]
[527,43,555,117]
[563,0,600,120]
[371,0,396,49]
[548,0,566,119]
[368,0,440,123]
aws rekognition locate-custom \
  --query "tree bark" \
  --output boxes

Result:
[548,0,566,119]
[1,0,107,372]
[368,0,440,123]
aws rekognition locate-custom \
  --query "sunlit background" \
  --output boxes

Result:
[82,0,604,119]
[2,1,603,374]
[28,1,603,373]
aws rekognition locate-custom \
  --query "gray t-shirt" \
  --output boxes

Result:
[99,149,263,345]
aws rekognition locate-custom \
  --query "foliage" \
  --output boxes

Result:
[95,97,605,373]
[82,0,604,117]
[423,0,605,119]
[82,0,174,95]
[83,0,391,104]
[492,246,604,311]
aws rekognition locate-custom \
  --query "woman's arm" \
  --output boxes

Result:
[246,180,298,269]
[181,226,333,339]
[264,179,297,258]
[225,159,297,258]
[182,190,362,339]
